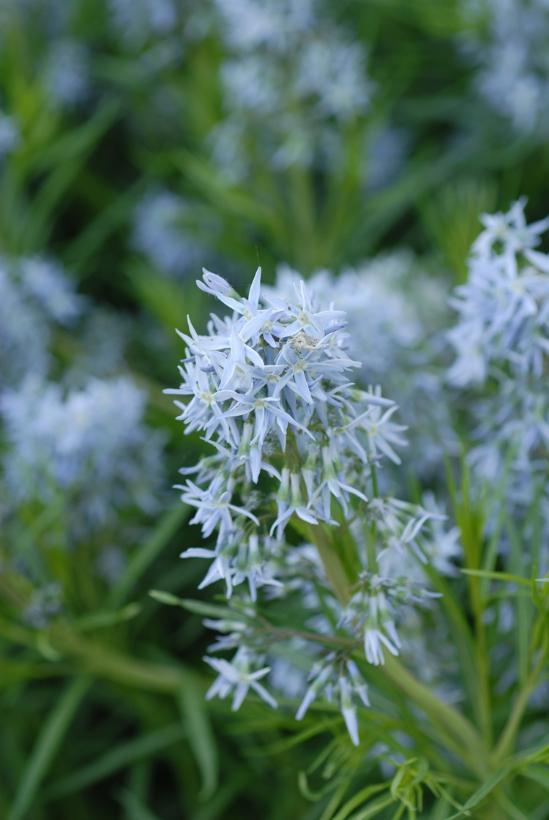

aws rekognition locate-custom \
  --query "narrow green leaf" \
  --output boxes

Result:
[74,603,141,632]
[332,783,389,820]
[9,677,90,820]
[177,684,218,798]
[170,597,236,620]
[31,99,119,171]
[460,569,534,588]
[45,724,184,800]
[109,504,188,608]
[446,765,513,819]
[520,765,549,792]
[149,590,187,607]
[348,794,395,819]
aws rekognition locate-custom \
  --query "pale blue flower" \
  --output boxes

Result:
[205,649,277,711]
[296,653,369,746]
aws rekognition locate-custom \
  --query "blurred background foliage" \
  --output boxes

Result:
[0,0,547,817]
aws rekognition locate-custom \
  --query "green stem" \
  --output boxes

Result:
[492,646,547,765]
[309,523,352,606]
[471,576,493,746]
[382,656,488,776]
[454,462,493,746]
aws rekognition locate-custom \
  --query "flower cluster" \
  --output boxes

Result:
[208,0,374,177]
[271,253,456,481]
[0,376,165,535]
[169,269,458,744]
[447,199,548,557]
[448,199,549,385]
[461,0,549,135]
[169,268,396,589]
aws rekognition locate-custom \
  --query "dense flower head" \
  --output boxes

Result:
[272,254,427,377]
[168,268,460,743]
[168,268,395,560]
[271,254,456,480]
[1,376,165,533]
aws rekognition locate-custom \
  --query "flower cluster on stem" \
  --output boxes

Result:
[168,268,458,744]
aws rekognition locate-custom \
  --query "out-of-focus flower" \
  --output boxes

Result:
[43,40,89,107]
[0,256,81,392]
[22,583,62,628]
[209,0,374,176]
[0,112,19,158]
[448,199,549,383]
[13,256,83,323]
[132,189,212,278]
[447,199,548,553]
[108,0,178,48]
[1,377,165,533]
[212,0,316,53]
[461,0,549,135]
[295,34,373,122]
